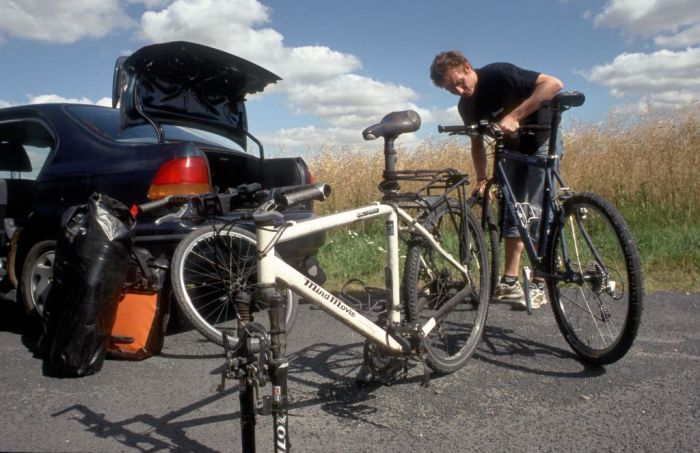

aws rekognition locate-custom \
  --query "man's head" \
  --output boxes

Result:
[430,51,477,97]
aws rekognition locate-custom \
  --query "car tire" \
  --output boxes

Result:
[19,240,56,319]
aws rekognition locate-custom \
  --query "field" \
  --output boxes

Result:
[305,108,700,292]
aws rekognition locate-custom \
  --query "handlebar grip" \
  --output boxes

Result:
[238,182,262,194]
[276,183,331,208]
[438,125,469,134]
[520,124,551,132]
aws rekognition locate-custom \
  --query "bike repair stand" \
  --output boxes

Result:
[217,290,291,453]
[266,290,291,452]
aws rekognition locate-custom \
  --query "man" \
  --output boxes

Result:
[430,50,563,309]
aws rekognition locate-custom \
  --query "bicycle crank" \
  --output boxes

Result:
[357,340,408,385]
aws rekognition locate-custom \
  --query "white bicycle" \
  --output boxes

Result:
[169,110,490,452]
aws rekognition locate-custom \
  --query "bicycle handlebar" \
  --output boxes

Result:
[274,183,331,208]
[137,195,191,215]
[437,122,550,139]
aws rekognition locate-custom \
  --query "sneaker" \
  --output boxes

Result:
[528,282,548,309]
[494,279,524,302]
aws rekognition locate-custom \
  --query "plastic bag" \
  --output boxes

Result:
[42,193,135,377]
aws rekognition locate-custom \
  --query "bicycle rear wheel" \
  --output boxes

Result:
[171,224,298,346]
[404,201,489,374]
[547,192,643,364]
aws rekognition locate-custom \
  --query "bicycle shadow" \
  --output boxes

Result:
[43,331,600,450]
[282,340,442,426]
[475,324,606,378]
[46,342,395,450]
[51,386,239,452]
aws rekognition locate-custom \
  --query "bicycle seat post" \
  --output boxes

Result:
[382,135,400,192]
[362,110,421,195]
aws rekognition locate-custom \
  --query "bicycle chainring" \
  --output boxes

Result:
[362,340,408,385]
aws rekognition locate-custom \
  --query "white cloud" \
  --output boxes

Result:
[136,0,425,150]
[260,124,422,155]
[586,1,700,110]
[583,47,700,108]
[594,0,700,47]
[0,100,12,108]
[28,94,110,105]
[285,74,421,130]
[0,0,133,43]
[655,23,700,48]
[138,0,360,83]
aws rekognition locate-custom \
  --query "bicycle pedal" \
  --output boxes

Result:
[558,188,576,200]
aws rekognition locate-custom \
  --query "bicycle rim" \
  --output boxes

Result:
[548,193,643,364]
[172,225,297,346]
[405,204,489,373]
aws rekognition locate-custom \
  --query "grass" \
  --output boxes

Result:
[306,106,700,293]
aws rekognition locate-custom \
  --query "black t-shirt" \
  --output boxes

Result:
[458,62,551,153]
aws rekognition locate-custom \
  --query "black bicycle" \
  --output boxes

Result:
[439,91,644,365]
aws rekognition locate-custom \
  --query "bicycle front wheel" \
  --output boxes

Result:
[404,202,489,374]
[171,225,298,346]
[468,191,501,298]
[547,192,643,364]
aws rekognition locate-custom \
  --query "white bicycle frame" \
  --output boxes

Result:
[255,201,470,354]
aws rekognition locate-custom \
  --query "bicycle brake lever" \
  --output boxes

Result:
[154,204,190,225]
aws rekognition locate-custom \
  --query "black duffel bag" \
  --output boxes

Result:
[42,193,135,377]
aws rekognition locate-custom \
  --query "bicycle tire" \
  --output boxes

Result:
[403,201,489,373]
[469,192,500,298]
[546,192,643,364]
[171,224,298,346]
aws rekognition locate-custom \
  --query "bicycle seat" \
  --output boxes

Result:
[549,91,585,109]
[363,110,421,140]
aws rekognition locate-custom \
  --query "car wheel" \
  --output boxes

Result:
[20,240,57,319]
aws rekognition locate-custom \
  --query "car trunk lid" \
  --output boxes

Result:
[113,41,281,151]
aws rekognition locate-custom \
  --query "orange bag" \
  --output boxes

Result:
[108,292,166,360]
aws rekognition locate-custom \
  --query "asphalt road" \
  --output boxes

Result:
[1,291,698,452]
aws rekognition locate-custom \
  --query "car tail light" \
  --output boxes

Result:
[305,168,314,184]
[147,156,211,200]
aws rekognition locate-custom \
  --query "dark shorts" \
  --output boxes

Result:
[502,133,563,240]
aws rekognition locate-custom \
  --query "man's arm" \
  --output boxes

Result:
[499,73,563,133]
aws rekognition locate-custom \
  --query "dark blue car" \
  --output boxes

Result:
[0,41,324,319]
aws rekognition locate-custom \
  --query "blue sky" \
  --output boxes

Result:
[1,0,699,154]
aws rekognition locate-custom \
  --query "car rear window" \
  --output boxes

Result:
[64,104,245,152]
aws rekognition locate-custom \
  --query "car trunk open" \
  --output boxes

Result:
[113,41,281,151]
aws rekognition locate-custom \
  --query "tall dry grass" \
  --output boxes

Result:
[562,110,700,221]
[307,108,700,222]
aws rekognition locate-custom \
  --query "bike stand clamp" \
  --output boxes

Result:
[522,266,533,315]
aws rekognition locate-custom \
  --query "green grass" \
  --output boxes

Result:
[623,206,700,292]
[316,203,699,293]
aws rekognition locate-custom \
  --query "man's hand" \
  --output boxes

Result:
[498,115,519,135]
[472,178,490,198]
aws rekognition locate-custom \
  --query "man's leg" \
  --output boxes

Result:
[503,237,524,277]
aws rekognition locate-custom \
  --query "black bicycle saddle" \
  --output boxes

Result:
[363,110,421,140]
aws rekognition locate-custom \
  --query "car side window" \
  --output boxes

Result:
[0,120,54,181]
